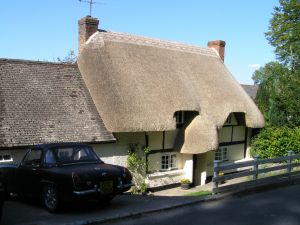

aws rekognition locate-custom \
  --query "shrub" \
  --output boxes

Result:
[251,126,300,159]
[127,146,149,194]
[180,178,191,184]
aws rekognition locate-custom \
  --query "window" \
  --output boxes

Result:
[225,114,232,124]
[23,149,42,166]
[175,111,185,125]
[161,153,177,170]
[0,154,13,162]
[44,150,57,166]
[215,147,228,161]
[53,146,99,164]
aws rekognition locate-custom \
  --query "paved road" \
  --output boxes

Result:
[1,194,201,225]
[103,185,300,225]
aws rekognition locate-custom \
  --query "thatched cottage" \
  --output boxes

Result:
[0,16,264,189]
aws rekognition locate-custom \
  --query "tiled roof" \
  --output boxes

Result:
[241,84,258,99]
[0,59,115,148]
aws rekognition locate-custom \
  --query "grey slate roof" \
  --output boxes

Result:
[241,84,258,99]
[0,59,115,148]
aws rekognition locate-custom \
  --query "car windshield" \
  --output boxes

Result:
[52,145,101,164]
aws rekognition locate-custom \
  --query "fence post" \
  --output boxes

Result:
[213,160,220,190]
[252,155,259,180]
[287,151,294,179]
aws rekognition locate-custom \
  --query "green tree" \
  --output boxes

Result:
[265,0,300,71]
[252,62,300,127]
[253,0,300,127]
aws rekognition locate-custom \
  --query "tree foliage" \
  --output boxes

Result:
[265,0,300,71]
[251,0,300,158]
[253,0,300,127]
[251,126,300,159]
[252,62,300,127]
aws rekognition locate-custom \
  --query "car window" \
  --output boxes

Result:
[53,146,100,164]
[23,149,42,167]
[43,150,57,166]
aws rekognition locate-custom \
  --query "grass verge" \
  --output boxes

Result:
[184,191,212,197]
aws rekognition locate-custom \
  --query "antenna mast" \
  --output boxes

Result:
[79,0,103,17]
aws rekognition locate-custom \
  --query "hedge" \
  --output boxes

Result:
[251,126,300,159]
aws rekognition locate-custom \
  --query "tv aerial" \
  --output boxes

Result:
[79,0,105,17]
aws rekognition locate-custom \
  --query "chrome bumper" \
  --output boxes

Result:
[73,182,133,196]
[73,188,100,196]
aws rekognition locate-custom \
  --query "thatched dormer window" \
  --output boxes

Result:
[175,111,185,127]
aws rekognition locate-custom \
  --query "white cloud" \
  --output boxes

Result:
[248,64,260,69]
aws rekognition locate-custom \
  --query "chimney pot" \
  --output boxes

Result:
[207,40,226,62]
[78,16,99,55]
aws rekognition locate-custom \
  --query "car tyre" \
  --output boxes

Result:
[42,184,61,213]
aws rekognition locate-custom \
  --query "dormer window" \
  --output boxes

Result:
[175,111,185,125]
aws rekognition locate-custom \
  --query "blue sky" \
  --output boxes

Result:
[0,0,279,84]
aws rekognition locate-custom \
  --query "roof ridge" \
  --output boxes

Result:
[95,31,218,58]
[0,58,78,67]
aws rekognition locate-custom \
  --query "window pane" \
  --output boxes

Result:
[171,154,177,168]
[44,150,57,165]
[24,149,42,166]
[3,155,11,160]
[161,154,170,170]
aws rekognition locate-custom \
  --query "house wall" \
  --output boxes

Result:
[94,130,192,188]
[194,113,250,185]
[146,154,193,188]
[146,130,193,188]
[92,132,146,167]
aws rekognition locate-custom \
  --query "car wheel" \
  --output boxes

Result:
[42,184,60,213]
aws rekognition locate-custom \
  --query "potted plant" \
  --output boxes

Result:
[180,178,191,190]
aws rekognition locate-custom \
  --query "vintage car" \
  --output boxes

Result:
[0,143,132,212]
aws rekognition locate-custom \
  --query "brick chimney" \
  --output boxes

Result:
[78,16,99,55]
[207,40,226,62]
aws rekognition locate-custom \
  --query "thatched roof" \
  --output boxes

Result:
[78,31,264,154]
[0,59,115,148]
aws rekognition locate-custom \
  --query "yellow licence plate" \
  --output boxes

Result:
[100,181,113,194]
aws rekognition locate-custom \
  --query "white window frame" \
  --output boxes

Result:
[215,147,228,161]
[161,153,177,171]
[0,154,13,163]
